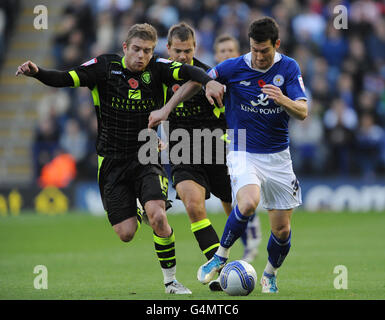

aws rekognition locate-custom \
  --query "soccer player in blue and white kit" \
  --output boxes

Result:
[148,17,307,293]
[197,17,308,293]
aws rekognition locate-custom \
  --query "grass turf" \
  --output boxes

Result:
[0,210,384,300]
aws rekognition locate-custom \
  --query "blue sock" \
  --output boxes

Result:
[267,230,291,268]
[240,213,256,247]
[220,205,249,248]
[240,231,247,246]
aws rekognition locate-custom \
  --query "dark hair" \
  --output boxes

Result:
[167,22,196,46]
[125,23,157,47]
[213,33,240,52]
[248,17,279,45]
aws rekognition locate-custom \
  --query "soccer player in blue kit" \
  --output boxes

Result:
[149,16,308,293]
[197,16,308,293]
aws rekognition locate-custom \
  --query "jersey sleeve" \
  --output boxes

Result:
[67,56,106,89]
[207,59,234,84]
[155,58,212,86]
[155,58,183,86]
[284,60,307,101]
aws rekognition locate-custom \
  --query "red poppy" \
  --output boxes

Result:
[172,84,180,92]
[128,78,139,89]
[258,79,266,87]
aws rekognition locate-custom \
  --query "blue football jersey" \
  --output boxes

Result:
[208,52,307,153]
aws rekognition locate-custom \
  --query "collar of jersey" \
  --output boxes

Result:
[121,56,126,68]
[243,52,282,73]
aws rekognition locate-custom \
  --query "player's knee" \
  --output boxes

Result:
[113,222,136,243]
[184,199,205,220]
[148,208,168,233]
[117,229,135,242]
[272,225,291,240]
[238,197,258,216]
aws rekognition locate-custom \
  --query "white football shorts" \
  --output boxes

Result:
[226,148,302,210]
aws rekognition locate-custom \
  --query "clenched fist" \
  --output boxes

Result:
[15,61,39,77]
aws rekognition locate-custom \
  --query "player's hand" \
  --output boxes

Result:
[261,84,285,105]
[15,61,39,77]
[205,80,225,108]
[148,109,168,129]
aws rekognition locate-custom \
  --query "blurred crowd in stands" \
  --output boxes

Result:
[0,0,20,67]
[31,0,385,185]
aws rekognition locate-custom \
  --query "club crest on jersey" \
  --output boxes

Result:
[273,74,284,86]
[81,58,97,66]
[141,71,151,84]
[128,78,139,89]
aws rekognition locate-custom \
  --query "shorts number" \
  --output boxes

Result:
[159,176,169,196]
[291,178,299,196]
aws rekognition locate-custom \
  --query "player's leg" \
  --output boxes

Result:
[202,164,233,291]
[97,157,140,242]
[207,162,249,259]
[219,184,260,257]
[197,151,261,284]
[176,180,220,260]
[242,211,262,263]
[144,199,171,237]
[112,216,139,242]
[206,200,233,291]
[258,148,301,293]
[217,161,262,263]
[173,165,221,261]
[221,190,262,263]
[197,184,260,284]
[209,199,261,290]
[139,167,191,294]
[145,199,190,294]
[221,201,232,216]
[260,209,293,293]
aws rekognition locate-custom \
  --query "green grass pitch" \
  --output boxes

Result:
[0,210,384,300]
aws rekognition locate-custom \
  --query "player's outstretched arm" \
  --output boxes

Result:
[15,61,73,87]
[148,80,201,129]
[178,64,225,108]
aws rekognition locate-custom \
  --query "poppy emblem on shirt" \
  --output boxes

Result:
[128,78,138,89]
[172,84,180,92]
[273,74,284,86]
[258,79,266,87]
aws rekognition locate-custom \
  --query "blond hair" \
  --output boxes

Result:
[125,23,158,47]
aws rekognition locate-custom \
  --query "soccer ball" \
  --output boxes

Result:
[219,260,257,296]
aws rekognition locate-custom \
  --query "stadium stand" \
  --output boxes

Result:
[1,0,384,187]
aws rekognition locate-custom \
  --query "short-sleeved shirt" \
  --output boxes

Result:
[208,52,307,154]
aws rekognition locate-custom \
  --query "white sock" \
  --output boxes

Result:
[264,261,277,276]
[162,266,176,285]
[216,245,230,259]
